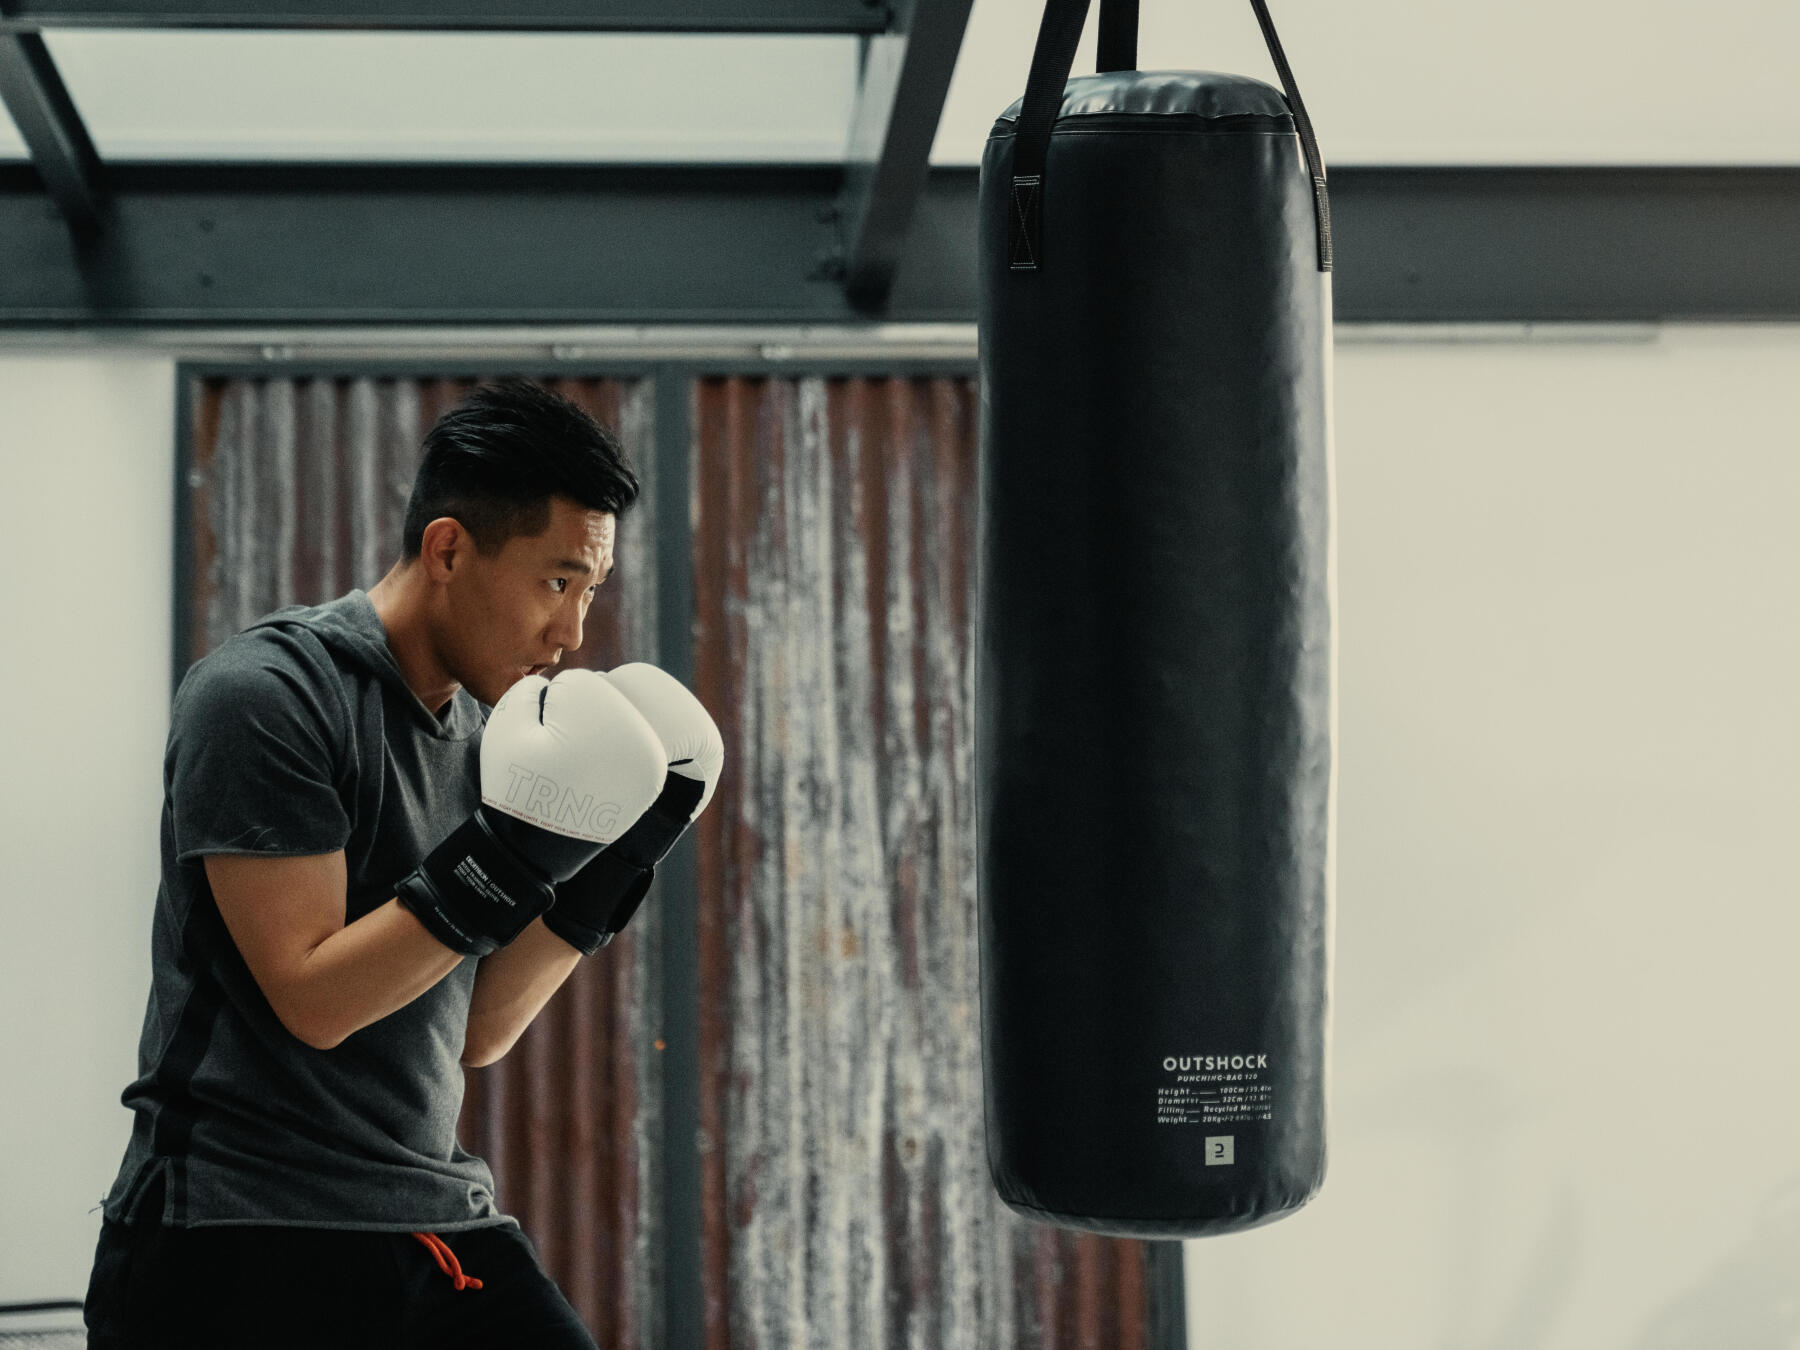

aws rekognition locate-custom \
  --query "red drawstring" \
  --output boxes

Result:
[410,1232,484,1291]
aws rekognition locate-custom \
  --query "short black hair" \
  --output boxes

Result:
[401,378,640,559]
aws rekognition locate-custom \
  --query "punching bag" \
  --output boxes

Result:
[975,0,1337,1238]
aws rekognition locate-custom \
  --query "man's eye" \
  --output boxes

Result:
[550,578,567,593]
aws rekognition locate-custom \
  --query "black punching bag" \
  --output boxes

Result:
[975,0,1337,1238]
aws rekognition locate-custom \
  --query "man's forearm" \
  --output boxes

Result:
[296,898,466,1050]
[461,919,583,1068]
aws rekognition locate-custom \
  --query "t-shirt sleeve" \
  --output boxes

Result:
[168,635,353,861]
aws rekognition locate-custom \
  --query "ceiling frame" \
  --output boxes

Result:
[5,163,1797,325]
[0,31,104,236]
[1,2,1795,325]
[0,0,979,310]
[836,0,973,307]
[0,0,891,33]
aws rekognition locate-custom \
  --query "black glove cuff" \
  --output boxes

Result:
[396,812,556,958]
[609,774,707,870]
[543,850,655,956]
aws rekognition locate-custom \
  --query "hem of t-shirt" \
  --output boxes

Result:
[148,1215,522,1233]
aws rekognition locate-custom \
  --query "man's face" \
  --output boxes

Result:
[440,496,616,707]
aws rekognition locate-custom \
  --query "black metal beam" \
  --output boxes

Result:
[4,164,1799,326]
[0,0,891,33]
[0,162,930,324]
[1330,167,1800,322]
[836,0,973,308]
[650,358,704,1350]
[0,32,105,236]
[1147,1241,1188,1350]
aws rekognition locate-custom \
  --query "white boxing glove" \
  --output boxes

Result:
[543,664,725,955]
[398,668,667,957]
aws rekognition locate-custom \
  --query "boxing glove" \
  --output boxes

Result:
[544,663,724,956]
[397,669,668,957]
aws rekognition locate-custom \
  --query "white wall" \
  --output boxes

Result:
[938,0,1800,165]
[3,329,1797,1350]
[0,357,176,1301]
[1185,325,1800,1349]
[2,0,1798,165]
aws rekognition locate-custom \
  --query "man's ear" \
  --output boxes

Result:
[418,516,468,584]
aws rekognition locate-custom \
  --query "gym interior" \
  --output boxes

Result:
[2,2,1796,1346]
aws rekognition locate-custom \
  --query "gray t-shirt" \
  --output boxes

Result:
[100,590,518,1233]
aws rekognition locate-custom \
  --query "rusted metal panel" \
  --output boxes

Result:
[691,374,1153,1350]
[183,373,663,1349]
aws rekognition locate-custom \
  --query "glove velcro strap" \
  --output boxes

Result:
[598,866,656,943]
[543,850,654,956]
[396,813,556,958]
[609,773,707,870]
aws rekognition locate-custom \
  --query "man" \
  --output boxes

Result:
[83,379,723,1349]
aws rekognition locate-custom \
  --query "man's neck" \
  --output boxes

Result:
[366,563,460,718]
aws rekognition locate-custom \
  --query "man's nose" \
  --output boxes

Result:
[548,597,584,654]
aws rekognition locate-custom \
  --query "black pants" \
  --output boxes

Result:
[83,1174,600,1350]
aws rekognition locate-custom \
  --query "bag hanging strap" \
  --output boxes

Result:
[1008,0,1333,273]
[1096,0,1138,73]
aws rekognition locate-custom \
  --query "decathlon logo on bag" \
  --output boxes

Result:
[1163,1054,1269,1072]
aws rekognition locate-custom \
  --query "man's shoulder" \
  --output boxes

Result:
[186,622,327,685]
[175,612,358,728]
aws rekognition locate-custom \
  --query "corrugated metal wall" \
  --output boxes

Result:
[690,374,1151,1350]
[184,368,1161,1350]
